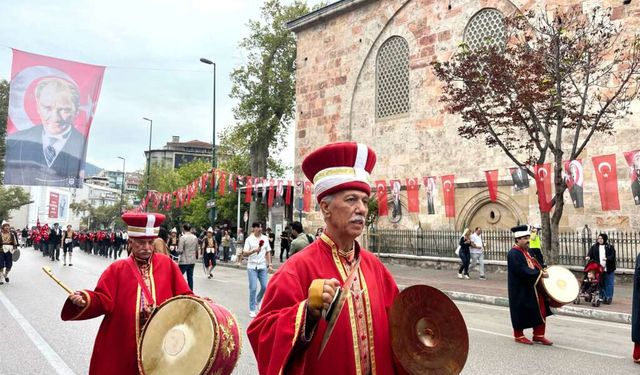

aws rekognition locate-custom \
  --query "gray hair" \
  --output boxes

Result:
[320,194,334,205]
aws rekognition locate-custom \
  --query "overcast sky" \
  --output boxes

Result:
[0,0,318,175]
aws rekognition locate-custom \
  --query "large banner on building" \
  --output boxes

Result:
[4,49,105,188]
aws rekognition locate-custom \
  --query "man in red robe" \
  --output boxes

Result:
[61,213,192,375]
[248,142,400,375]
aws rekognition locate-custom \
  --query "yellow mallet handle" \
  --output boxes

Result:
[42,266,74,295]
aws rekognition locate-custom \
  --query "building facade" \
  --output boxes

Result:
[289,0,640,231]
[144,136,213,169]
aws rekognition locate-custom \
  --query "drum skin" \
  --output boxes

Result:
[138,295,241,375]
[541,266,579,308]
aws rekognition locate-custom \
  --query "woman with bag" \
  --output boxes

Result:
[457,228,472,280]
[586,233,617,304]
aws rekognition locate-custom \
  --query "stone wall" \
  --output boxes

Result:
[292,0,640,232]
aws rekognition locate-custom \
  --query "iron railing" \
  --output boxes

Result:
[364,226,639,269]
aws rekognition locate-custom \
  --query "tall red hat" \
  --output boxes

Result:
[301,142,376,203]
[121,213,165,239]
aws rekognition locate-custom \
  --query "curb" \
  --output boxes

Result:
[215,262,631,325]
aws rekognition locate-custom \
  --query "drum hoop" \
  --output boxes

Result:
[137,295,221,375]
[541,266,578,304]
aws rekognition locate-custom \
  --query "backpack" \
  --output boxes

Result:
[306,234,314,244]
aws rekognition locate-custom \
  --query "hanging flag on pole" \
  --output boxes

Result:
[406,177,420,213]
[534,164,553,213]
[285,180,293,205]
[245,177,253,203]
[303,181,313,212]
[592,154,620,211]
[441,175,456,218]
[484,170,499,202]
[374,180,388,216]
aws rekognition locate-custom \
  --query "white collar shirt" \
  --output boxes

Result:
[244,233,271,269]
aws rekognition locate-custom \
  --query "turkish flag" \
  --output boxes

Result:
[267,179,275,207]
[441,175,456,218]
[592,154,620,211]
[534,164,553,213]
[231,174,238,192]
[374,180,388,216]
[210,169,216,191]
[218,172,226,196]
[303,181,313,211]
[406,177,420,213]
[285,180,292,205]
[245,177,253,203]
[484,170,499,202]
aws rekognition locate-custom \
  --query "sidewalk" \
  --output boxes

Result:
[218,256,633,325]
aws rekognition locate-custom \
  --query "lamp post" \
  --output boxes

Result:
[143,117,153,212]
[117,156,126,213]
[200,57,216,224]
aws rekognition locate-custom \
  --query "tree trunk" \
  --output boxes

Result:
[248,141,268,227]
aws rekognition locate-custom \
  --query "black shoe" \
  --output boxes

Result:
[69,264,73,266]
[5,277,9,283]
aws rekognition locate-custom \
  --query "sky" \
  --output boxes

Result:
[0,0,319,175]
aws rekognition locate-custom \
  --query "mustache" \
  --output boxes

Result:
[350,215,365,223]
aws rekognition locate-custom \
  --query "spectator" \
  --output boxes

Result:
[289,221,314,256]
[266,227,276,258]
[457,228,472,280]
[153,226,170,256]
[470,227,486,280]
[235,228,245,265]
[279,226,291,262]
[587,233,617,304]
[242,222,272,318]
[221,230,231,262]
[177,223,199,291]
[528,225,546,268]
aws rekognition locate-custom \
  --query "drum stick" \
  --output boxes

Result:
[42,266,74,295]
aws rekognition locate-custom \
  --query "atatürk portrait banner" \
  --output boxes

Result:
[4,49,105,188]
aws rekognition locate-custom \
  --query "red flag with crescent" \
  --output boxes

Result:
[245,177,253,203]
[218,172,226,196]
[210,169,216,191]
[484,170,499,202]
[534,164,553,213]
[303,181,313,211]
[374,180,388,216]
[441,175,456,218]
[592,154,620,211]
[406,177,420,213]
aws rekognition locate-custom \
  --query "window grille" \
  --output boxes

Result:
[376,36,410,119]
[464,8,506,50]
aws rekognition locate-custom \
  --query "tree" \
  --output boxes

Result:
[229,0,310,225]
[70,200,125,230]
[433,7,640,263]
[0,186,32,221]
[0,79,9,179]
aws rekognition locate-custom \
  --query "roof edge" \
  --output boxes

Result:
[287,0,376,33]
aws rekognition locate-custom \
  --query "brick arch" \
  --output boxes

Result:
[455,189,527,231]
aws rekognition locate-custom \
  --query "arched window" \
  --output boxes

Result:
[376,36,410,119]
[464,8,506,50]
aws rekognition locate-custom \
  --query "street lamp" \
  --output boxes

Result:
[117,156,126,213]
[200,57,217,224]
[143,117,153,212]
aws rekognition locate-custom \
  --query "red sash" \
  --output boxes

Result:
[126,256,155,307]
[513,245,542,270]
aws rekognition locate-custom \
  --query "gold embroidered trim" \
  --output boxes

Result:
[313,167,357,184]
[68,290,92,321]
[360,268,377,375]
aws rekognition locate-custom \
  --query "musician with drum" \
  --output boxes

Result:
[60,213,193,375]
[248,142,400,375]
[507,224,554,346]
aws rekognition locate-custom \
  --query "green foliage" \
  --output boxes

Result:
[0,79,9,178]
[0,186,32,221]
[70,199,125,230]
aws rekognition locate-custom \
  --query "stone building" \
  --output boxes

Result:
[144,136,213,169]
[288,0,640,231]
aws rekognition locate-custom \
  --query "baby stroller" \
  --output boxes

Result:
[573,261,604,307]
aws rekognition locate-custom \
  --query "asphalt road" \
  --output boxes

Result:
[1,248,637,374]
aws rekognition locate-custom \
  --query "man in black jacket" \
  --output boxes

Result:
[49,223,63,261]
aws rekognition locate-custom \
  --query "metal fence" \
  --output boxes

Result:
[364,226,640,269]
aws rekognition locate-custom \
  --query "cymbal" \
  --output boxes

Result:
[390,285,469,375]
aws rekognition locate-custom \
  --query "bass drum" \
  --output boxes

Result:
[138,295,241,375]
[541,265,579,308]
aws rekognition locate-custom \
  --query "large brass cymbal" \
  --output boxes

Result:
[390,285,469,375]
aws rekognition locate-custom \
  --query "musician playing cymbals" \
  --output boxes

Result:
[507,224,553,346]
[247,142,400,374]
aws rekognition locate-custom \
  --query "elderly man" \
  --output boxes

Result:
[248,142,399,375]
[61,213,192,374]
[507,224,553,346]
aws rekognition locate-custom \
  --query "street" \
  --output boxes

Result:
[1,248,637,375]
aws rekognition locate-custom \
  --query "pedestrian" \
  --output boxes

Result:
[61,224,75,266]
[279,226,291,262]
[586,233,617,304]
[457,228,472,280]
[60,212,192,375]
[167,228,179,262]
[470,226,486,280]
[235,228,245,265]
[289,221,313,256]
[632,248,640,363]
[507,224,553,346]
[0,221,18,284]
[220,230,231,262]
[153,226,170,256]
[214,227,223,260]
[49,222,62,261]
[202,227,217,279]
[528,224,546,268]
[21,227,28,248]
[177,223,199,291]
[266,227,276,258]
[247,142,399,374]
[242,222,272,318]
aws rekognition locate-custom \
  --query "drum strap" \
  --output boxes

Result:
[126,257,155,307]
[514,246,542,270]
